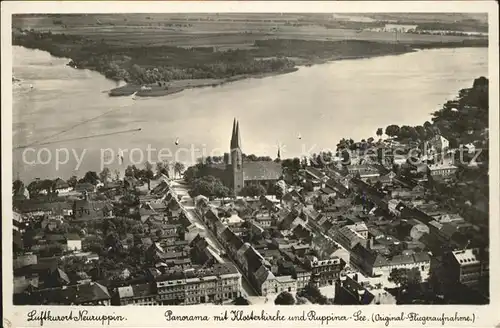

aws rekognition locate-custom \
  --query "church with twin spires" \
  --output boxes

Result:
[206,119,282,196]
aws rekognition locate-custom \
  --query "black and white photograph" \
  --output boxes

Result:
[2,2,499,326]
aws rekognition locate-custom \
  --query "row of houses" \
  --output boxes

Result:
[323,160,489,294]
[117,263,241,305]
[202,208,295,296]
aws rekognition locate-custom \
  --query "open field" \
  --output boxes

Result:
[13,13,487,50]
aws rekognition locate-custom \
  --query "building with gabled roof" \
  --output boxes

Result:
[325,178,349,197]
[73,199,113,219]
[185,222,206,243]
[334,226,367,250]
[117,283,157,305]
[351,241,431,279]
[19,282,111,305]
[305,167,328,181]
[292,224,313,243]
[15,200,71,217]
[278,209,303,231]
[252,265,298,297]
[220,228,244,257]
[190,235,218,265]
[282,189,304,209]
[334,274,376,305]
[350,244,389,277]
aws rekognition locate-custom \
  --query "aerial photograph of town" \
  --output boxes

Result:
[11,12,489,306]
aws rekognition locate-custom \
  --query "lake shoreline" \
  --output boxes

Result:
[108,50,416,98]
[13,31,487,99]
[107,67,300,97]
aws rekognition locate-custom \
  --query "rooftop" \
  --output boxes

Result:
[305,167,327,179]
[156,263,239,282]
[243,161,282,181]
[452,249,481,266]
[118,283,155,299]
[428,163,458,170]
[27,282,110,304]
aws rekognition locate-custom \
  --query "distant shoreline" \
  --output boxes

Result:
[109,50,416,98]
[14,38,487,99]
[107,67,299,98]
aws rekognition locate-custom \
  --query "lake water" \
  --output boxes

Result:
[12,45,487,181]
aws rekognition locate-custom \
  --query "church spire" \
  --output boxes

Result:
[230,118,237,150]
[231,118,241,150]
[235,121,241,149]
[230,118,236,147]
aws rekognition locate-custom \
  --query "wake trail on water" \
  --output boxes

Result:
[13,99,138,150]
[15,128,143,149]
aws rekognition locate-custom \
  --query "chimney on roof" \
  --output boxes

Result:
[369,237,374,250]
[353,273,358,282]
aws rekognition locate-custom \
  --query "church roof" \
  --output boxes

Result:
[243,161,282,181]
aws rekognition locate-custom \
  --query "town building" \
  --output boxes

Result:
[74,182,96,194]
[117,283,158,305]
[333,226,368,251]
[334,274,375,305]
[53,178,72,194]
[65,234,82,252]
[323,178,350,197]
[351,243,431,279]
[17,282,111,305]
[444,248,489,288]
[73,199,113,219]
[334,273,396,305]
[428,135,450,153]
[253,265,298,296]
[346,164,380,181]
[304,167,328,190]
[253,212,274,227]
[185,222,206,243]
[428,163,458,178]
[305,255,346,287]
[14,200,71,218]
[155,263,241,305]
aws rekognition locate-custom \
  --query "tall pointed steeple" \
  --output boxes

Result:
[230,118,238,150]
[234,121,241,149]
[230,118,244,196]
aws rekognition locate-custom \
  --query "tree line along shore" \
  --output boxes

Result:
[13,29,487,97]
